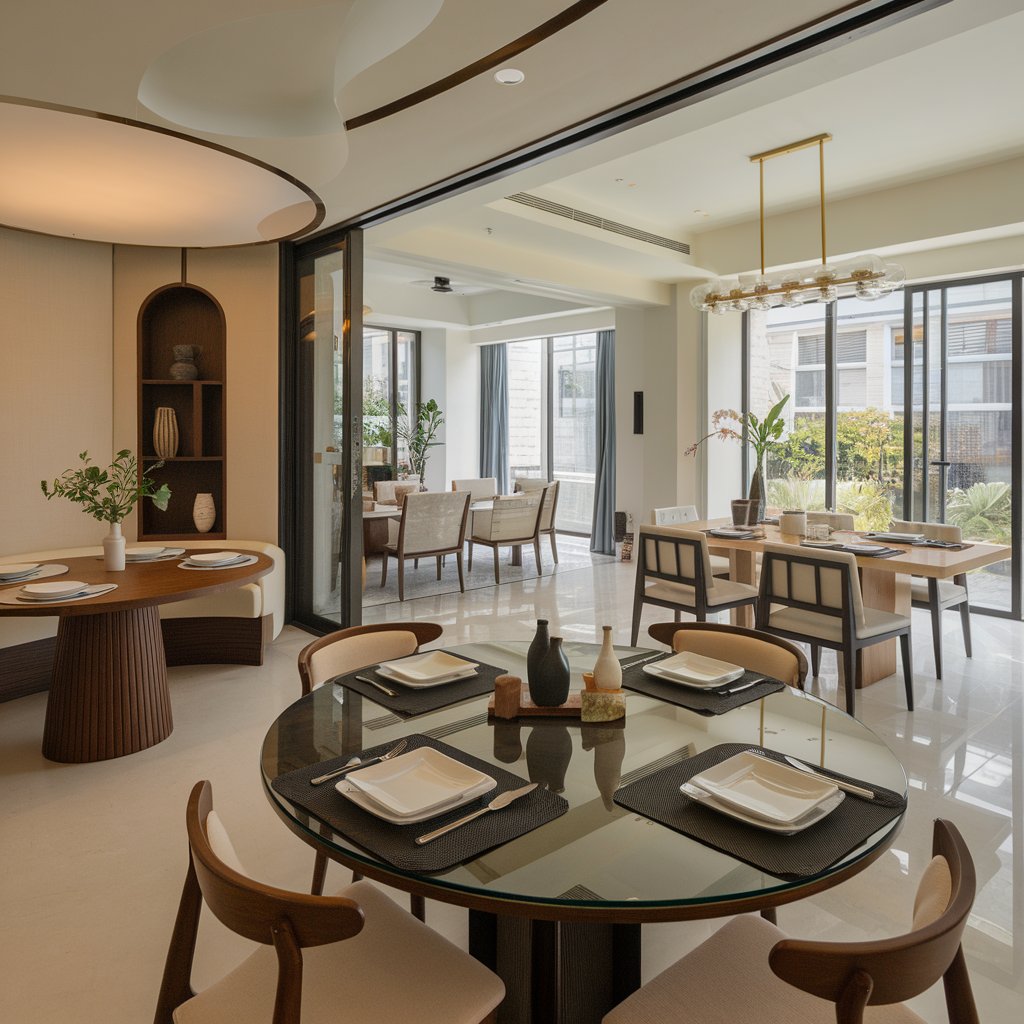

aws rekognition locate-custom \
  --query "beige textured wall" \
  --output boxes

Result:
[112,244,280,543]
[0,228,114,554]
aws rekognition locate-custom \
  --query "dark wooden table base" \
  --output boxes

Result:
[43,606,173,763]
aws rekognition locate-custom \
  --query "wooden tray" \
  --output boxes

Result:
[488,686,583,718]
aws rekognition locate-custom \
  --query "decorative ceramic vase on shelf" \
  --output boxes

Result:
[533,636,571,707]
[748,462,767,524]
[192,493,216,533]
[592,626,622,690]
[153,407,179,459]
[526,619,550,701]
[169,344,201,380]
[103,521,126,571]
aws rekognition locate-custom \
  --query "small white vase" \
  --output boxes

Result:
[103,521,126,571]
[592,625,622,690]
[193,493,216,533]
[153,407,179,459]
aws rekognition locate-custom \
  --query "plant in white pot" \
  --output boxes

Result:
[41,450,171,570]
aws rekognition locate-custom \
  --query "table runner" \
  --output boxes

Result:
[272,734,566,873]
[613,742,906,880]
[620,659,785,715]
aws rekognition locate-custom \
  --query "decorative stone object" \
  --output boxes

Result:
[169,344,201,380]
[581,689,626,723]
[533,635,571,707]
[153,407,179,459]
[192,493,216,533]
[493,675,522,720]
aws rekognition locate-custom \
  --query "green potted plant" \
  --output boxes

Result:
[398,399,445,484]
[41,450,171,571]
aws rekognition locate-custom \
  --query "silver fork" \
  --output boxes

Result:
[310,738,409,786]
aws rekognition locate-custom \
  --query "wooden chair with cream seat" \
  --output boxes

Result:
[652,506,730,578]
[382,491,471,601]
[630,527,759,647]
[154,780,504,1024]
[604,818,978,1024]
[451,477,498,503]
[514,477,561,563]
[806,510,856,531]
[755,542,913,717]
[297,622,443,910]
[891,518,971,679]
[646,622,808,689]
[373,477,419,505]
[468,491,545,584]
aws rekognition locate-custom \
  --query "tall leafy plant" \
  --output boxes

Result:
[398,399,445,481]
[41,450,170,523]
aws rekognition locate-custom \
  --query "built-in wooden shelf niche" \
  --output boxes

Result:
[137,284,227,540]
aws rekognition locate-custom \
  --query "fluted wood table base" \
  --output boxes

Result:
[42,606,172,763]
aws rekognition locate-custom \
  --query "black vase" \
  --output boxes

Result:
[526,619,550,696]
[532,636,571,707]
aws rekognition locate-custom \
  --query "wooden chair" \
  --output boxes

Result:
[468,491,545,583]
[755,542,913,717]
[604,818,978,1024]
[630,526,759,646]
[647,622,808,688]
[651,506,729,577]
[154,781,504,1024]
[452,477,498,502]
[382,491,471,601]
[892,518,972,679]
[514,477,561,563]
[297,622,443,909]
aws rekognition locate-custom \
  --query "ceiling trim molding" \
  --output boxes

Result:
[344,0,610,130]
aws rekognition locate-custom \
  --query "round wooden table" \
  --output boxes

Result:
[0,551,272,763]
[262,640,906,1024]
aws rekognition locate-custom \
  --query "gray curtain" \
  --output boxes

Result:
[590,330,616,554]
[479,342,509,494]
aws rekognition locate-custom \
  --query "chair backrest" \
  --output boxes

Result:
[154,781,366,1023]
[452,477,498,503]
[638,526,715,597]
[374,478,420,504]
[807,510,856,531]
[298,622,444,694]
[396,491,470,554]
[483,493,544,542]
[514,477,559,530]
[891,518,962,543]
[652,505,699,526]
[759,541,864,630]
[769,819,978,1023]
[646,622,807,688]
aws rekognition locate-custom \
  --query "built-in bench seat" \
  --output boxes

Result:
[0,539,285,702]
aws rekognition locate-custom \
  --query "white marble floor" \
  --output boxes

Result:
[1,555,1022,1022]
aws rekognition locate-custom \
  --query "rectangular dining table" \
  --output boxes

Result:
[685,518,1011,685]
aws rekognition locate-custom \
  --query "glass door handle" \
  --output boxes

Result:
[930,460,951,466]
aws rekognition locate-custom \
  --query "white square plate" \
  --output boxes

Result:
[689,751,838,824]
[680,781,844,834]
[185,551,243,566]
[843,542,887,553]
[643,651,744,689]
[342,747,495,818]
[868,532,923,543]
[377,651,479,685]
[21,580,88,599]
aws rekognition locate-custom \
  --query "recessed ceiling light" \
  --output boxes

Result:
[493,68,525,86]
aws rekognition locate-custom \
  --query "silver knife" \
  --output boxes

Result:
[720,678,761,695]
[620,652,666,670]
[354,674,397,698]
[415,783,538,845]
[783,755,875,800]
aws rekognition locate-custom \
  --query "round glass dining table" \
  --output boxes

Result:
[261,640,906,1024]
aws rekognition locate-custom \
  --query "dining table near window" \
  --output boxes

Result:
[688,517,1011,685]
[261,639,907,1024]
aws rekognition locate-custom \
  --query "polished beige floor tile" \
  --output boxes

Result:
[1,555,1021,1022]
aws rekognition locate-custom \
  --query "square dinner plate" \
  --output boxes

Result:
[642,651,744,689]
[867,532,923,543]
[689,751,838,824]
[680,781,844,834]
[343,747,496,818]
[377,651,479,685]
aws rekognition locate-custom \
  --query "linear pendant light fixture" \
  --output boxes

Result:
[690,133,904,314]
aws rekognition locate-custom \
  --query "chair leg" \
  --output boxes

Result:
[842,645,856,717]
[410,894,425,921]
[398,558,405,602]
[436,555,442,581]
[810,645,821,678]
[959,598,972,658]
[311,851,328,896]
[493,546,501,585]
[674,609,681,623]
[928,578,943,679]
[414,558,419,569]
[549,531,559,563]
[760,908,777,924]
[900,632,914,711]
[534,539,542,573]
[380,552,388,587]
[468,541,474,572]
[457,551,466,593]
[630,597,644,648]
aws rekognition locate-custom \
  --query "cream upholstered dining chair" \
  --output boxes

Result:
[468,491,545,583]
[755,542,913,716]
[451,477,498,502]
[806,510,856,531]
[604,818,978,1024]
[382,491,471,601]
[891,518,971,679]
[652,505,730,578]
[154,781,504,1024]
[297,622,443,910]
[630,527,759,646]
[373,477,419,504]
[646,622,807,689]
[514,477,561,563]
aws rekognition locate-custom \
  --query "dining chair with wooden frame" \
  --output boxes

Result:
[514,477,561,564]
[154,781,504,1024]
[468,491,545,583]
[651,506,730,577]
[604,818,979,1024]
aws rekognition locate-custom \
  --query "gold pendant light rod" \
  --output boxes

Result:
[819,138,827,267]
[748,131,832,164]
[759,157,765,277]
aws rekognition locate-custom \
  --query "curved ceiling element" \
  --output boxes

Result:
[0,99,324,247]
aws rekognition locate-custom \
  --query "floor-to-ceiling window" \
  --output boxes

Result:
[362,326,419,478]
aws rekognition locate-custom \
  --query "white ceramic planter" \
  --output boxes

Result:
[103,521,126,571]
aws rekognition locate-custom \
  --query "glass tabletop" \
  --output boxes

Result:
[261,640,906,915]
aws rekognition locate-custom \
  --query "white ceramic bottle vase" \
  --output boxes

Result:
[592,625,623,690]
[103,521,126,571]
[192,493,216,533]
[153,407,179,459]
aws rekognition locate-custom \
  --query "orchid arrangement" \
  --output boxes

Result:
[686,394,790,467]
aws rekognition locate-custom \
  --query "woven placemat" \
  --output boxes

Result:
[614,742,906,880]
[621,659,785,716]
[331,657,508,716]
[271,734,567,873]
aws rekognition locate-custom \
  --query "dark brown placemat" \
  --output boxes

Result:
[271,734,567,873]
[621,657,785,715]
[614,742,906,880]
[331,656,508,716]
